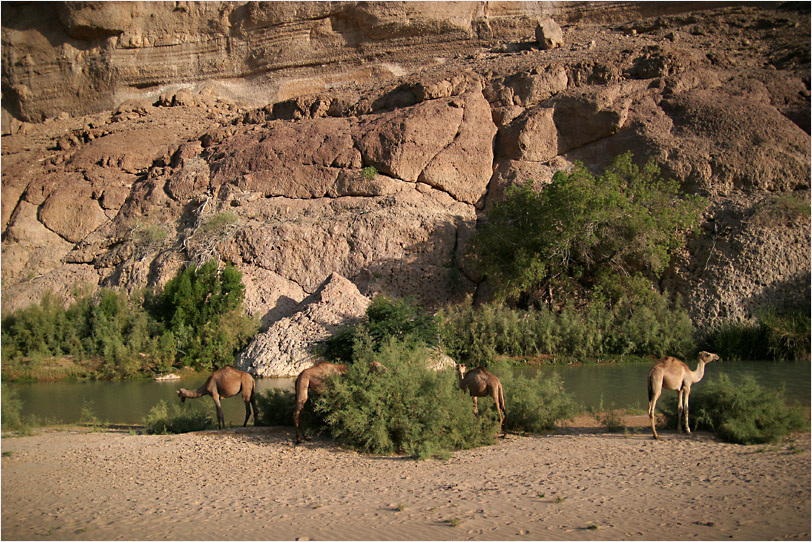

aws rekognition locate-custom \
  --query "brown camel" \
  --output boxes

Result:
[293,361,348,443]
[647,351,719,439]
[177,366,257,429]
[293,360,389,443]
[456,364,506,434]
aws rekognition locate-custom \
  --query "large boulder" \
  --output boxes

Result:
[535,18,564,50]
[356,97,465,183]
[418,90,498,206]
[38,184,108,244]
[234,273,370,377]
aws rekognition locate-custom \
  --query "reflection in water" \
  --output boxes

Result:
[9,374,295,427]
[7,361,809,426]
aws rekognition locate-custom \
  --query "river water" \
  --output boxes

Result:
[6,361,809,427]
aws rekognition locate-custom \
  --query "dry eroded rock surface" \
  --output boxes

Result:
[1,2,809,375]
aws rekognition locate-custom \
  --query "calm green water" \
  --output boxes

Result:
[525,360,810,412]
[5,361,809,427]
[6,374,296,427]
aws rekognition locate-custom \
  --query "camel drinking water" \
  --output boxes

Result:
[177,366,258,429]
[647,351,719,439]
[456,364,506,434]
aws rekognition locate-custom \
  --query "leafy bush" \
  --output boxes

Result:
[702,321,770,361]
[761,310,811,362]
[255,388,315,428]
[660,373,808,444]
[470,152,706,308]
[489,362,577,432]
[438,299,694,366]
[143,400,214,434]
[1,383,25,431]
[2,262,257,379]
[458,153,702,363]
[703,310,810,362]
[362,166,378,180]
[1,288,173,379]
[314,340,498,459]
[319,296,438,363]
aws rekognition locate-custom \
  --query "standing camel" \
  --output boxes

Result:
[293,361,348,443]
[456,364,506,434]
[177,366,257,429]
[647,351,719,439]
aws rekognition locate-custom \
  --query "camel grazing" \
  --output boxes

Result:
[177,366,257,429]
[293,360,389,443]
[647,351,719,439]
[456,364,506,434]
[293,361,348,443]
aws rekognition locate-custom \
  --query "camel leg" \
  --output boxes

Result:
[242,400,252,427]
[648,382,662,440]
[683,388,691,434]
[212,394,224,429]
[293,402,311,443]
[293,390,309,444]
[250,394,258,427]
[241,385,256,427]
[491,388,504,434]
[472,396,479,416]
[676,388,685,433]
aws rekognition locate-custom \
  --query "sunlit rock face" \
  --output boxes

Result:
[2,3,809,373]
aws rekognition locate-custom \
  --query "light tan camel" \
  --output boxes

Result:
[456,364,506,434]
[293,361,348,443]
[177,366,257,429]
[293,360,388,443]
[647,351,719,439]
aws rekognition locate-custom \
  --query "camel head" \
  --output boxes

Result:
[699,351,720,364]
[456,364,467,378]
[177,388,187,403]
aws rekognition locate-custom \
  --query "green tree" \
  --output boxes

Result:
[153,261,256,369]
[470,152,706,309]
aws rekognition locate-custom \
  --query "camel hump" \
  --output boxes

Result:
[218,365,246,376]
[652,356,685,369]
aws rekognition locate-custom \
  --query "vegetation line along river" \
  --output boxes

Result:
[7,361,808,427]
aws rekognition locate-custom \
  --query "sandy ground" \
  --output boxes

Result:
[1,416,809,541]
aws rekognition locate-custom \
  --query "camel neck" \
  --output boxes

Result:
[692,361,706,383]
[181,387,207,399]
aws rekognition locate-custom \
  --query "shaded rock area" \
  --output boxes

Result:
[235,273,370,378]
[1,2,809,376]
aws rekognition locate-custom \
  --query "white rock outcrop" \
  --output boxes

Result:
[235,273,370,377]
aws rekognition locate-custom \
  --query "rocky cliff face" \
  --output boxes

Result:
[2,2,809,375]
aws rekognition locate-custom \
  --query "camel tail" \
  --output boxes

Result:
[647,376,653,403]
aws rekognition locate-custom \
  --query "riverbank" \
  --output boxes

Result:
[2,417,809,541]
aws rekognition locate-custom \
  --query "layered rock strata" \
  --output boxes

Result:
[1,3,809,375]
